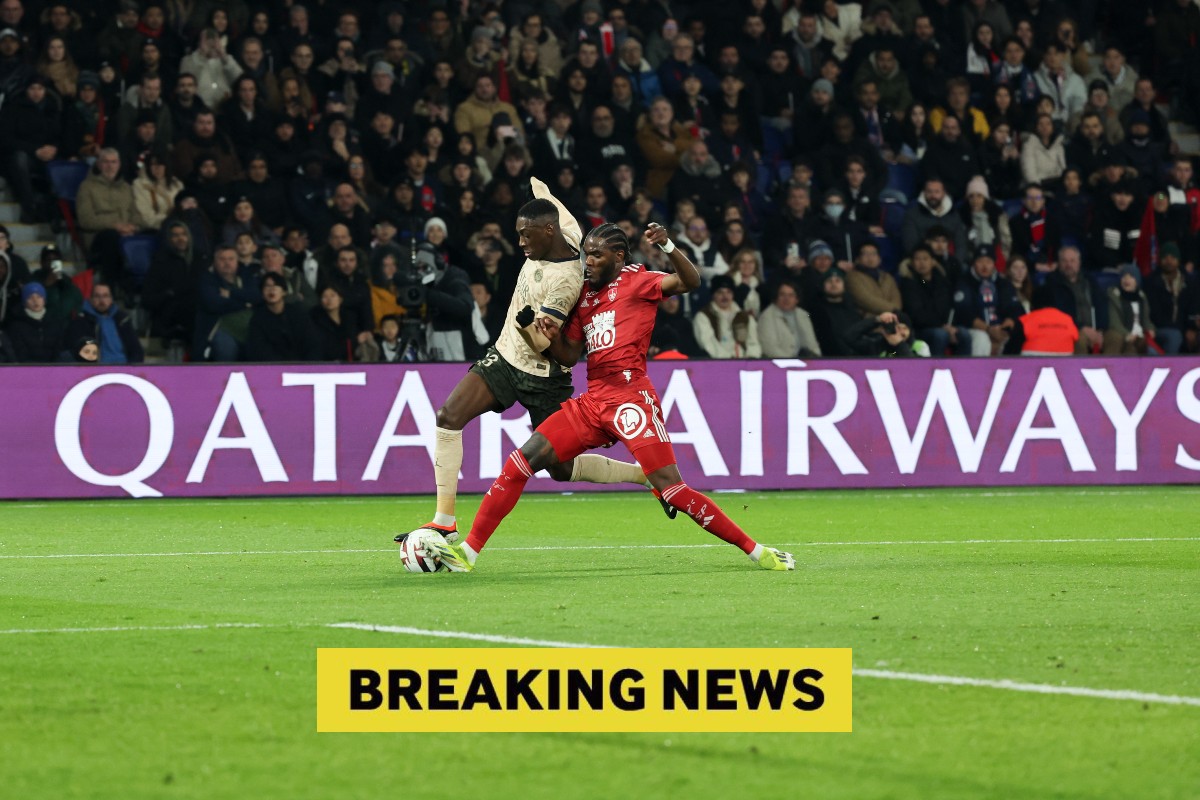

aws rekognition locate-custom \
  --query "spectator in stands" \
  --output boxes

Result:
[932,77,989,144]
[614,38,660,110]
[194,245,259,361]
[0,227,30,328]
[921,115,980,199]
[693,274,762,359]
[168,73,209,137]
[1088,45,1139,113]
[763,185,814,281]
[1059,168,1093,244]
[793,76,837,155]
[143,221,200,344]
[978,120,1022,200]
[508,12,563,77]
[1088,181,1141,272]
[658,34,717,99]
[900,243,975,356]
[854,45,913,117]
[76,148,138,290]
[728,248,767,318]
[1118,112,1168,197]
[1006,254,1035,313]
[903,178,969,257]
[454,75,523,153]
[669,139,724,223]
[1021,113,1067,187]
[1144,243,1195,354]
[245,272,320,362]
[954,246,1023,355]
[993,36,1038,105]
[810,266,864,356]
[1103,265,1156,355]
[759,279,821,358]
[116,74,172,149]
[638,97,693,200]
[818,113,889,200]
[760,48,805,138]
[1009,285,1079,355]
[1137,191,1195,275]
[132,152,184,231]
[1067,112,1115,185]
[1010,183,1062,272]
[310,283,359,361]
[174,110,242,184]
[181,28,242,110]
[1071,82,1124,145]
[0,76,60,224]
[960,175,1011,264]
[1119,79,1171,150]
[1033,43,1085,126]
[33,246,81,324]
[4,282,64,362]
[847,240,902,320]
[1046,245,1105,353]
[645,292,700,360]
[65,282,143,364]
[810,188,870,273]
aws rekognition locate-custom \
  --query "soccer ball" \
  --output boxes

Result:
[398,528,449,573]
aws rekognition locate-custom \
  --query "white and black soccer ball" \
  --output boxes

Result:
[398,528,450,573]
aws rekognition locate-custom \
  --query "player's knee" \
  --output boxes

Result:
[545,461,573,482]
[435,405,464,430]
[521,433,558,473]
[647,467,682,495]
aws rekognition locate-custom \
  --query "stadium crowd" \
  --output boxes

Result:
[1,0,1200,364]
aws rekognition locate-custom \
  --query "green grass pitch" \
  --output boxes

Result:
[2,487,1198,799]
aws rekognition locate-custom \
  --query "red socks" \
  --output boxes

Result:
[660,482,757,555]
[465,450,534,554]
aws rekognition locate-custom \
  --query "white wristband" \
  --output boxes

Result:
[658,239,676,254]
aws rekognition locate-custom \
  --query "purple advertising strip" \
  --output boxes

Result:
[1,358,1199,500]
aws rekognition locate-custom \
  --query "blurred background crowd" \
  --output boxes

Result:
[1,0,1199,364]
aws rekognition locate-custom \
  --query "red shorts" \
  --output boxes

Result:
[536,383,676,475]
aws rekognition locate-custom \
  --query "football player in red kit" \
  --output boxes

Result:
[425,222,795,572]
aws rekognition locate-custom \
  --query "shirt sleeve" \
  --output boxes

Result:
[531,176,583,252]
[538,270,582,327]
[635,270,668,302]
[564,307,584,343]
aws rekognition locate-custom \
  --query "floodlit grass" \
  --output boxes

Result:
[1,487,1198,799]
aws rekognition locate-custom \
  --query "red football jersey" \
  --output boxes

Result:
[564,264,667,391]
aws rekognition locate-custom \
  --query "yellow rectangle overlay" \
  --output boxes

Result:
[317,648,852,733]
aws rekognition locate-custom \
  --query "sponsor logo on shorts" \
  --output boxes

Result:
[613,403,648,439]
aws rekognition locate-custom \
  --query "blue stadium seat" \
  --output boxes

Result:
[874,234,899,273]
[121,234,159,290]
[881,200,907,241]
[46,160,91,259]
[885,163,917,203]
[46,160,89,201]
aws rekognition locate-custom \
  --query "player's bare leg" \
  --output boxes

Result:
[645,463,794,571]
[409,372,500,543]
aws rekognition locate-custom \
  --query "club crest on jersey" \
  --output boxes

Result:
[534,268,543,282]
[613,402,648,439]
[608,287,618,302]
[583,309,616,352]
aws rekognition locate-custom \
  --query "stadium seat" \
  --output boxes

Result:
[874,234,899,273]
[120,234,159,290]
[46,160,91,259]
[885,163,917,203]
[881,200,906,241]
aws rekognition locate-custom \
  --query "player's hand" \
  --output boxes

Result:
[515,305,535,327]
[644,223,669,247]
[535,316,560,342]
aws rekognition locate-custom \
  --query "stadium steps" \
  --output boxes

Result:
[0,178,80,272]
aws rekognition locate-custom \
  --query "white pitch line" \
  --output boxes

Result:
[854,668,1200,708]
[2,537,1197,560]
[1,620,1196,708]
[327,622,611,649]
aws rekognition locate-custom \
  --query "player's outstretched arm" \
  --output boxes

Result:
[644,223,701,295]
[534,314,586,366]
[531,176,583,251]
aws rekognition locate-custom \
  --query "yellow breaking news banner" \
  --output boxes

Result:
[316,648,852,733]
